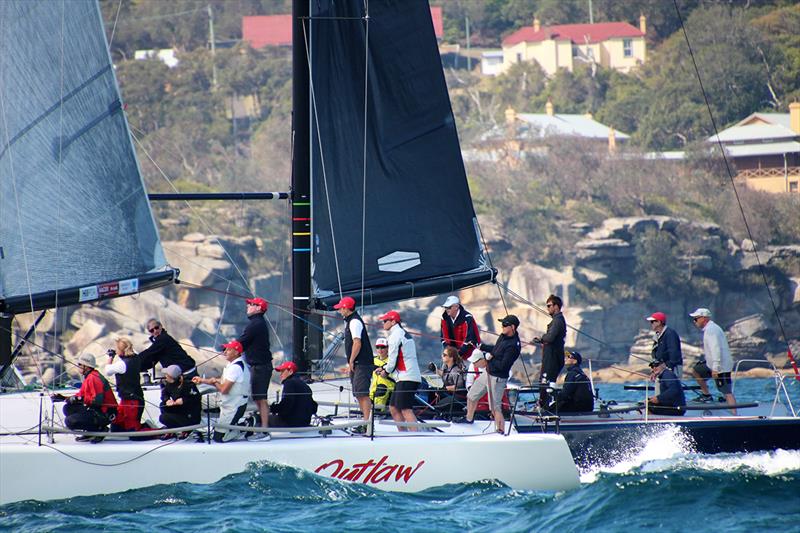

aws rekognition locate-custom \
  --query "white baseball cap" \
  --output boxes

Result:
[442,295,460,308]
[689,308,712,318]
[467,349,485,363]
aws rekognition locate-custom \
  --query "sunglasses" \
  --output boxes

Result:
[148,325,161,333]
[376,346,388,349]
[382,319,392,323]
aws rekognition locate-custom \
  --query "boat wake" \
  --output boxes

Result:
[580,424,800,483]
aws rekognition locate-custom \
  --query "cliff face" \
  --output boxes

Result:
[11,219,800,386]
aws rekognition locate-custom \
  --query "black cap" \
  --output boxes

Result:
[498,315,520,327]
[567,351,582,365]
[648,360,664,368]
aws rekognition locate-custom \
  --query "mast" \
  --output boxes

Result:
[291,0,321,373]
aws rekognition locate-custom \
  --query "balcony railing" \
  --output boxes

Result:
[737,166,800,179]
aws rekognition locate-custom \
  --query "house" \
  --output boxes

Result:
[481,50,504,76]
[464,101,629,165]
[243,7,443,49]
[707,103,800,194]
[501,16,646,76]
[133,48,179,68]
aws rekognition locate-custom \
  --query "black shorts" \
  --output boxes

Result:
[693,361,732,394]
[390,381,420,410]
[250,364,272,401]
[351,364,374,398]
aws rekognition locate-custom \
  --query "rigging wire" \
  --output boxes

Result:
[359,1,370,312]
[672,0,797,380]
[107,0,123,50]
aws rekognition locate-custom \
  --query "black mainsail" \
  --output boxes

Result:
[304,0,494,309]
[0,0,175,319]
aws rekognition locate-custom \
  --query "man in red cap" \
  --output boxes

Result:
[376,310,421,431]
[333,296,374,428]
[646,311,683,383]
[193,341,253,442]
[268,361,317,427]
[238,296,272,438]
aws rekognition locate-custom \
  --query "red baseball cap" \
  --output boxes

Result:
[646,312,667,323]
[246,297,268,312]
[221,340,243,354]
[275,361,298,373]
[379,310,401,323]
[332,296,356,310]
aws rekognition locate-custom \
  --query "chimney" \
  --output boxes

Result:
[505,106,517,125]
[545,99,554,116]
[790,102,800,134]
[533,17,540,32]
[584,111,593,120]
[639,14,647,34]
[608,127,617,154]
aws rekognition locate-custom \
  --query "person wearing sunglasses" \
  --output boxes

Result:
[139,319,197,381]
[533,294,566,407]
[689,308,737,413]
[369,338,395,411]
[377,310,421,431]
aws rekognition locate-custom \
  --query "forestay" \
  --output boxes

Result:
[308,0,494,308]
[0,0,173,314]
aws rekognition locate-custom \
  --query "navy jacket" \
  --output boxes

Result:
[239,312,272,367]
[557,364,594,413]
[139,331,196,372]
[656,368,686,407]
[541,312,566,367]
[271,374,318,427]
[653,326,683,370]
[480,333,521,380]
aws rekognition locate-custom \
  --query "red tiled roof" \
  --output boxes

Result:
[243,7,444,49]
[243,15,292,48]
[503,21,643,47]
[430,6,443,39]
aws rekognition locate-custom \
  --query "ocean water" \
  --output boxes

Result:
[2,377,799,532]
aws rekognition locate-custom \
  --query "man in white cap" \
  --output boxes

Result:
[439,295,481,362]
[52,353,118,441]
[689,308,737,412]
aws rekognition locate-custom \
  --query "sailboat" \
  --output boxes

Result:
[0,0,579,505]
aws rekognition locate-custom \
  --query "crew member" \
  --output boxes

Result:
[440,295,481,361]
[104,337,144,432]
[647,360,686,416]
[269,361,318,427]
[238,296,272,439]
[369,337,395,411]
[139,319,197,379]
[193,341,252,442]
[689,307,737,413]
[333,296,375,429]
[555,352,594,413]
[377,310,421,432]
[159,364,202,437]
[646,311,683,379]
[55,353,118,442]
[534,295,567,407]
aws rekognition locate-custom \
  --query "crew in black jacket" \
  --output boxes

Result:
[269,361,317,427]
[556,352,594,413]
[139,319,197,379]
[534,294,567,407]
[647,360,686,416]
[238,297,272,436]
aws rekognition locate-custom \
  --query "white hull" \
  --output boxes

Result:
[0,389,580,504]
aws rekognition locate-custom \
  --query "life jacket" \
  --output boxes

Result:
[114,354,144,401]
[369,357,395,408]
[221,359,250,410]
[344,311,373,366]
[81,369,118,416]
[440,305,480,359]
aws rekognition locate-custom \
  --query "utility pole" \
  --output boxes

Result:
[207,3,218,90]
[465,15,471,71]
[588,0,593,24]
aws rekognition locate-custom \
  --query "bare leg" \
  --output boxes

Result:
[725,392,737,415]
[389,405,407,431]
[493,408,505,433]
[465,399,477,422]
[256,399,269,428]
[357,395,372,422]
[692,369,710,395]
[402,408,417,432]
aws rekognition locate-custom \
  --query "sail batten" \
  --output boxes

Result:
[0,0,171,311]
[309,0,492,306]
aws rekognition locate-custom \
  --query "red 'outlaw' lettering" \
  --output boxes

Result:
[315,455,424,485]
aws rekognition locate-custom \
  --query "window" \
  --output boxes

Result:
[572,45,578,57]
[516,52,522,63]
[790,181,798,193]
[623,39,633,58]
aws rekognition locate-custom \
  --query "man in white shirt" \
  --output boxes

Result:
[689,308,737,413]
[193,341,255,442]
